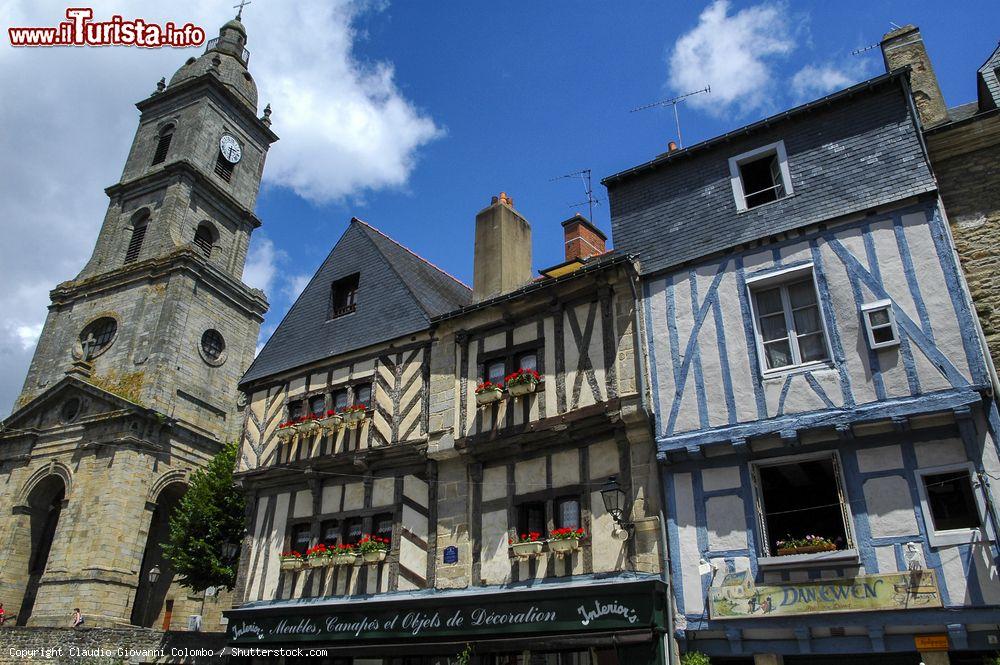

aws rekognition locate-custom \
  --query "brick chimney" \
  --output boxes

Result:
[562,214,606,262]
[880,25,949,128]
[472,192,533,302]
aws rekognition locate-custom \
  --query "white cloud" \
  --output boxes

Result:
[789,61,874,103]
[0,1,441,416]
[283,274,313,301]
[667,0,796,118]
[242,236,284,293]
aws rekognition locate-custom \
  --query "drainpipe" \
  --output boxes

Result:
[627,264,675,665]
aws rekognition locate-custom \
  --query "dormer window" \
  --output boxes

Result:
[729,140,792,211]
[329,273,360,318]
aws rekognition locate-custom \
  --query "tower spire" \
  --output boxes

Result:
[234,0,251,20]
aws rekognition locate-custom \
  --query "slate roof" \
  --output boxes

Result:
[605,70,938,277]
[240,219,471,386]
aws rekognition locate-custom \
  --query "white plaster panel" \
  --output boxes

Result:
[321,484,343,514]
[874,545,898,574]
[513,323,536,345]
[398,537,425,578]
[589,490,625,573]
[588,311,606,406]
[551,449,580,487]
[261,492,290,601]
[856,445,903,473]
[589,440,619,480]
[671,276,699,434]
[544,316,558,416]
[342,482,364,511]
[352,358,376,376]
[717,277,758,425]
[563,308,581,409]
[403,475,429,507]
[309,372,327,390]
[706,495,747,552]
[479,509,511,585]
[937,544,971,605]
[774,372,830,417]
[645,279,674,430]
[248,497,270,599]
[372,477,395,507]
[698,294,729,430]
[778,241,811,264]
[971,542,1000,605]
[701,466,741,492]
[482,465,507,502]
[287,377,306,397]
[402,504,429,541]
[864,476,919,537]
[914,438,966,468]
[672,473,704,616]
[292,489,312,518]
[331,366,349,383]
[483,331,506,353]
[742,248,772,272]
[515,457,546,494]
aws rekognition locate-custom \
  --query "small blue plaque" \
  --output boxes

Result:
[443,545,458,564]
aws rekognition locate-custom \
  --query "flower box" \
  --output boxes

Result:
[547,539,580,554]
[280,557,303,571]
[476,389,503,406]
[363,550,387,564]
[343,410,365,425]
[776,544,837,556]
[335,553,359,566]
[510,541,544,557]
[298,419,320,435]
[507,381,536,397]
[276,427,295,442]
[319,413,342,431]
[505,369,540,398]
[307,556,329,568]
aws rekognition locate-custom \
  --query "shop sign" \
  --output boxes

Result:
[709,570,941,619]
[228,583,663,644]
[914,634,949,651]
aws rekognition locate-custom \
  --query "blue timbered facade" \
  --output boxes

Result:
[605,70,1000,662]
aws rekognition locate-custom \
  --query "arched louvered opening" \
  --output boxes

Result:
[193,223,216,258]
[151,124,174,166]
[124,210,149,264]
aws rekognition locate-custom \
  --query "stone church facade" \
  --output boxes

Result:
[0,16,275,629]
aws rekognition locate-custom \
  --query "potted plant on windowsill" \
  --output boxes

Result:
[475,381,504,406]
[318,409,342,432]
[775,535,838,556]
[276,421,296,442]
[509,532,544,558]
[547,527,585,554]
[357,534,390,563]
[306,544,333,568]
[332,543,359,566]
[298,413,321,435]
[505,368,540,398]
[340,404,367,426]
[279,550,304,571]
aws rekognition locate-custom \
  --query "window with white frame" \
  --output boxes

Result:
[916,463,986,546]
[749,267,830,372]
[861,300,900,349]
[729,141,793,211]
[752,454,852,557]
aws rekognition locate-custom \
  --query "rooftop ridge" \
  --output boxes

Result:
[351,217,471,291]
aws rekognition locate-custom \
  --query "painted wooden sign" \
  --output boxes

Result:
[709,570,941,619]
[914,634,949,651]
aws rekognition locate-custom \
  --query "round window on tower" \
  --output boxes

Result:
[199,329,227,366]
[77,316,118,360]
[61,398,81,423]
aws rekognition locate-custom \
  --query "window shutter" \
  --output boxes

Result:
[831,458,854,548]
[750,467,771,556]
[769,155,784,198]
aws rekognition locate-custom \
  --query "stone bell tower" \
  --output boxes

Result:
[0,15,276,628]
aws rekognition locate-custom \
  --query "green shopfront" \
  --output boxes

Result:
[225,577,669,664]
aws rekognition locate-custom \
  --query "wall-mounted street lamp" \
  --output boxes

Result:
[600,476,634,538]
[141,564,162,628]
[221,541,238,562]
[148,565,161,585]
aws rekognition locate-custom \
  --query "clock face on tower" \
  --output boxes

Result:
[219,134,242,164]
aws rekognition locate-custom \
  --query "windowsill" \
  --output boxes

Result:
[736,192,794,214]
[760,360,834,380]
[926,528,991,548]
[757,548,859,570]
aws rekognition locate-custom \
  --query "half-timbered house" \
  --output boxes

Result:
[604,69,1000,665]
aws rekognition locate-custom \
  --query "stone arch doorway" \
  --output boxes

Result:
[18,475,66,626]
[131,482,186,628]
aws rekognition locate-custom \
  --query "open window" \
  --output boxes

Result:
[517,501,546,538]
[729,140,792,211]
[748,266,830,373]
[916,463,987,546]
[752,454,852,558]
[287,400,304,421]
[861,300,900,349]
[330,273,360,318]
[290,523,312,556]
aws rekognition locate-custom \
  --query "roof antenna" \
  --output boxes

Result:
[550,169,600,221]
[630,85,711,149]
[851,42,880,56]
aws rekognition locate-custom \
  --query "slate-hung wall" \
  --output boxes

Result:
[605,70,1000,656]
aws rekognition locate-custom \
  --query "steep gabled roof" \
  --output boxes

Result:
[240,219,471,386]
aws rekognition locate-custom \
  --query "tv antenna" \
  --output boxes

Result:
[550,169,600,221]
[630,85,711,149]
[851,42,880,56]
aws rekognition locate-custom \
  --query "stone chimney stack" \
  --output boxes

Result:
[562,214,607,262]
[472,193,533,302]
[880,24,949,128]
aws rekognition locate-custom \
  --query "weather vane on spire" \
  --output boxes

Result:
[234,0,251,20]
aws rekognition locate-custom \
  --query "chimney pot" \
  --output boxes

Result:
[668,141,678,152]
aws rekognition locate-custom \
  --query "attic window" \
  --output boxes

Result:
[729,140,792,211]
[861,300,900,349]
[329,273,360,318]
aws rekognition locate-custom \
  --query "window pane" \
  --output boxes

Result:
[309,395,325,415]
[333,390,349,411]
[759,313,788,342]
[518,353,537,372]
[486,361,505,385]
[519,502,546,537]
[798,332,828,362]
[792,305,822,335]
[739,154,781,208]
[375,513,393,541]
[758,458,848,555]
[322,520,340,543]
[754,287,784,316]
[873,326,895,344]
[924,471,980,531]
[293,525,311,554]
[557,498,580,530]
[868,308,891,326]
[763,340,793,369]
[355,383,372,408]
[787,280,817,308]
[288,401,303,420]
[345,518,363,544]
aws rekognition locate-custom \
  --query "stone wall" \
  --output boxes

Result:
[928,114,1000,371]
[0,627,226,664]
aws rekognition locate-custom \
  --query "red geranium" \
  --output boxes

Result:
[475,380,503,394]
[549,527,586,541]
[510,531,542,544]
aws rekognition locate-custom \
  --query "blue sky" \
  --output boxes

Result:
[0,0,997,415]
